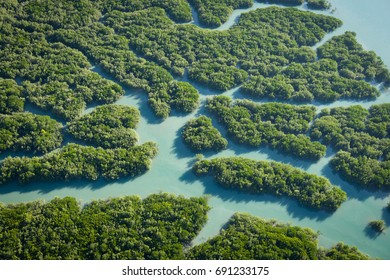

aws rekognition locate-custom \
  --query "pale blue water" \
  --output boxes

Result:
[1,0,390,259]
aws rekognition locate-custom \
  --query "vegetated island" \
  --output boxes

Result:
[67,104,140,149]
[187,213,369,260]
[193,157,347,211]
[0,142,158,185]
[206,96,326,160]
[368,220,386,234]
[0,195,368,260]
[182,115,228,152]
[311,104,390,190]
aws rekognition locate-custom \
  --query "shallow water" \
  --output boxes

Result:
[1,0,390,259]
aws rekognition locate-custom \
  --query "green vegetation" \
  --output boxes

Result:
[149,81,200,119]
[0,113,62,154]
[257,0,304,6]
[101,6,341,92]
[0,78,24,114]
[242,35,383,102]
[0,142,158,185]
[187,213,368,260]
[182,116,228,152]
[0,13,124,121]
[67,105,140,148]
[311,104,390,189]
[307,0,331,10]
[242,60,379,102]
[0,194,210,259]
[193,157,347,211]
[189,0,253,27]
[318,32,390,86]
[207,96,326,160]
[0,196,368,260]
[368,220,386,233]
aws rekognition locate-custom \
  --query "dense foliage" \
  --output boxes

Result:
[187,213,368,260]
[311,104,390,189]
[188,0,252,27]
[67,105,140,148]
[101,6,341,92]
[0,13,124,121]
[318,243,369,260]
[0,78,24,114]
[182,116,228,152]
[368,220,386,233]
[0,113,62,154]
[0,194,210,259]
[206,96,326,160]
[0,142,158,185]
[193,157,346,211]
[306,0,331,10]
[242,34,383,102]
[318,32,390,86]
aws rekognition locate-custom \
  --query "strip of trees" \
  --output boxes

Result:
[193,157,347,211]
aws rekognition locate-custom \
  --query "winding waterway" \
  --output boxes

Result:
[1,0,390,259]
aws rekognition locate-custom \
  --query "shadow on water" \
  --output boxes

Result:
[179,169,332,221]
[0,170,149,196]
[321,163,389,202]
[24,102,66,125]
[381,207,390,229]
[364,224,383,240]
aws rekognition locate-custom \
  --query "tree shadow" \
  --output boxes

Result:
[381,207,390,230]
[179,169,333,221]
[24,101,66,125]
[364,224,383,240]
[0,164,154,196]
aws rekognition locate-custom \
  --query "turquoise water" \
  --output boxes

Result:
[1,0,390,259]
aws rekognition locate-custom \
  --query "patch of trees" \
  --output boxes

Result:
[51,21,199,119]
[102,6,341,92]
[242,32,389,103]
[257,0,330,10]
[0,16,124,121]
[188,0,253,27]
[0,194,210,259]
[0,113,63,154]
[193,157,347,211]
[330,152,390,190]
[306,0,331,10]
[242,59,380,102]
[318,243,369,260]
[67,105,140,148]
[368,220,386,233]
[0,78,24,114]
[187,213,368,260]
[149,81,200,119]
[311,104,390,189]
[318,32,390,86]
[206,96,326,160]
[182,116,228,152]
[94,0,193,23]
[0,142,158,185]
[0,196,370,260]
